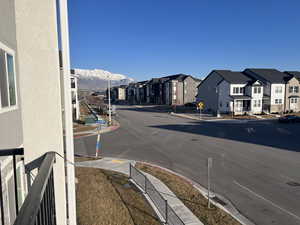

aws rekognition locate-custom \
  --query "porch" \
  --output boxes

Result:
[231,96,251,115]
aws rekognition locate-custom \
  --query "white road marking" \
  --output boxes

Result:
[234,180,300,221]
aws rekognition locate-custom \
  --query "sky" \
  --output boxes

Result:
[68,0,300,81]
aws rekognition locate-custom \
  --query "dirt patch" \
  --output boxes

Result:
[76,167,160,225]
[136,163,242,225]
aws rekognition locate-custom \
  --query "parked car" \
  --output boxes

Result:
[278,115,300,123]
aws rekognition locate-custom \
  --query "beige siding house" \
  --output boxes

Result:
[284,71,300,112]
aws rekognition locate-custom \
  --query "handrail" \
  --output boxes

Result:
[13,152,56,225]
[0,148,24,156]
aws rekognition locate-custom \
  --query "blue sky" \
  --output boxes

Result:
[69,0,300,81]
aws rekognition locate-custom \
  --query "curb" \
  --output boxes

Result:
[138,161,255,225]
[74,120,120,139]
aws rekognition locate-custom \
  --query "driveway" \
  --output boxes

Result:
[74,105,300,225]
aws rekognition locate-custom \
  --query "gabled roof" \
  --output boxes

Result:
[284,71,300,81]
[162,74,190,82]
[214,70,253,84]
[244,69,288,84]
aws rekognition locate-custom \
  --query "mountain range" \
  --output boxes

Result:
[73,68,135,90]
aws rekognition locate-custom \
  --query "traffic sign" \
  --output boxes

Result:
[198,101,205,110]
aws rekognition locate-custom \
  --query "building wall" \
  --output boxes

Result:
[183,77,200,104]
[197,71,223,113]
[251,86,263,114]
[0,0,23,149]
[217,80,231,113]
[15,0,67,224]
[270,84,285,113]
[285,77,300,112]
[118,88,126,100]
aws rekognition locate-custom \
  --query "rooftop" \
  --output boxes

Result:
[214,70,253,84]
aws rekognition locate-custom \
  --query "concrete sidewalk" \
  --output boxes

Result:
[76,157,203,225]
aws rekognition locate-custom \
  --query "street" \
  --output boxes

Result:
[74,105,300,225]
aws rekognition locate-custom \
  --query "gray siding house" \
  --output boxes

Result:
[197,70,264,115]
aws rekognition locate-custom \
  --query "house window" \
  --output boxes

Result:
[275,99,282,104]
[291,98,298,103]
[226,102,229,108]
[220,101,222,107]
[0,45,17,111]
[254,87,261,94]
[233,87,244,94]
[275,86,282,93]
[289,86,299,93]
[254,100,261,107]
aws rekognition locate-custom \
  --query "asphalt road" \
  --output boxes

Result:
[74,105,300,225]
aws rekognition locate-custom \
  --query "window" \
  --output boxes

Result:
[275,86,282,93]
[0,44,17,111]
[254,86,261,94]
[220,101,222,107]
[226,102,229,108]
[289,86,299,93]
[275,99,282,104]
[291,98,298,103]
[233,87,244,94]
[254,99,261,107]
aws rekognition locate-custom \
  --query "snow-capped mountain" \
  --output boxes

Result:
[73,68,134,90]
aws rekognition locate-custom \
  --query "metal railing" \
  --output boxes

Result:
[13,152,57,225]
[0,148,24,224]
[129,164,184,225]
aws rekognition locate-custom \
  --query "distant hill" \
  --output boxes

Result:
[73,68,134,91]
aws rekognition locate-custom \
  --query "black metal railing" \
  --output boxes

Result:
[129,164,184,225]
[13,152,56,225]
[0,148,24,224]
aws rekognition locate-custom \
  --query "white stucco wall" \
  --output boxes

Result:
[15,0,67,224]
[270,84,285,113]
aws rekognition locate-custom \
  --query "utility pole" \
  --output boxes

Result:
[108,76,112,125]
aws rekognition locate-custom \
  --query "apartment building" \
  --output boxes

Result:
[0,1,76,225]
[284,71,300,112]
[111,85,126,102]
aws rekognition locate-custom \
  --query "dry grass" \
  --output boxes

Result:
[76,167,160,225]
[136,163,241,225]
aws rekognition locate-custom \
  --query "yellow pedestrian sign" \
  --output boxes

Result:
[198,102,205,110]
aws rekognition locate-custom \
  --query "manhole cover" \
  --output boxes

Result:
[287,181,300,187]
[212,196,227,206]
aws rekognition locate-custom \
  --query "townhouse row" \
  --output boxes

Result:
[197,69,300,115]
[111,74,201,105]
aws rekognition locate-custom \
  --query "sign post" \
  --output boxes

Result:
[198,102,205,120]
[207,157,213,208]
[95,119,106,157]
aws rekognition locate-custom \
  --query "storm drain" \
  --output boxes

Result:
[286,181,300,187]
[212,196,227,206]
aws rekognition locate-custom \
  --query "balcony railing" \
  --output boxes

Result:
[14,152,56,225]
[0,148,57,225]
